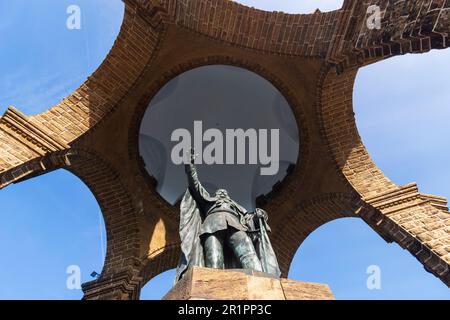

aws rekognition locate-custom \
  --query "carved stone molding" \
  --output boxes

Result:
[365,183,449,215]
[82,269,143,300]
[0,107,68,156]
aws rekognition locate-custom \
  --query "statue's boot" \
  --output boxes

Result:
[228,230,263,272]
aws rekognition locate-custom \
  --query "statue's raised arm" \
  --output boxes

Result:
[184,149,204,199]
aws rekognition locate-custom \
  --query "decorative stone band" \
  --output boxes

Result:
[0,150,73,190]
[128,0,170,30]
[0,159,46,190]
[82,269,143,300]
[328,0,450,69]
[362,183,450,286]
[0,106,69,157]
[364,183,449,215]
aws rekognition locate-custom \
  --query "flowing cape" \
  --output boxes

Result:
[253,214,281,277]
[175,188,208,283]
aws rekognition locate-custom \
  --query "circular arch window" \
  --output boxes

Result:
[139,65,299,210]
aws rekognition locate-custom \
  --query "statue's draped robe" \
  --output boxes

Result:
[175,182,281,282]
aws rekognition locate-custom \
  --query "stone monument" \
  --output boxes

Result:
[0,1,448,299]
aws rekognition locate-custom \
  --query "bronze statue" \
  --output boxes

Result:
[175,150,280,282]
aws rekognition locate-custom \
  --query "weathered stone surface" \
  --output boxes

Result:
[163,267,334,300]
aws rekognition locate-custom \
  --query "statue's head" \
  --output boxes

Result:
[215,189,229,199]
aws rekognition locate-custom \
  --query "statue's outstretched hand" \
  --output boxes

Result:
[255,208,268,220]
[188,148,199,164]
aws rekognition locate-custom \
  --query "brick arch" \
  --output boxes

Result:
[354,0,450,62]
[128,55,310,212]
[63,149,142,271]
[139,243,180,290]
[317,65,450,286]
[35,153,180,299]
[127,55,315,289]
[53,149,145,299]
[139,0,344,57]
[0,0,166,189]
[328,0,450,69]
[318,66,397,199]
[270,193,365,276]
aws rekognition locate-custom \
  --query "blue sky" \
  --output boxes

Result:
[0,0,449,300]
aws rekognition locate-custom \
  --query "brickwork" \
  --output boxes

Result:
[271,193,364,276]
[82,269,143,300]
[319,66,398,199]
[318,66,450,284]
[0,107,69,187]
[66,149,143,276]
[364,185,450,283]
[0,0,449,299]
[355,0,450,60]
[136,0,343,57]
[328,0,450,68]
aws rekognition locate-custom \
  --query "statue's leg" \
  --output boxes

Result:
[227,230,262,272]
[203,232,225,269]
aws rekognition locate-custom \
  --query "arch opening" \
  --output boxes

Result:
[354,49,450,201]
[0,169,106,299]
[139,64,300,210]
[289,218,449,299]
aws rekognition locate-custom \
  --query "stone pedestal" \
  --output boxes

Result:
[163,267,334,300]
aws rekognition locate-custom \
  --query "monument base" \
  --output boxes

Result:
[163,267,334,300]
